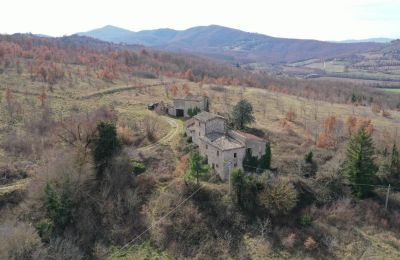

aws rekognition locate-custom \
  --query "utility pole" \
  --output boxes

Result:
[385,184,391,211]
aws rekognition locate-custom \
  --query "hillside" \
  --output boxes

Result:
[78,25,382,64]
[1,33,400,259]
[283,39,400,89]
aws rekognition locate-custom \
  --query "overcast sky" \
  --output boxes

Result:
[1,0,399,41]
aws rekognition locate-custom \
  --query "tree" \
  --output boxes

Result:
[259,177,298,216]
[344,127,377,198]
[259,143,271,170]
[185,151,209,185]
[231,99,255,129]
[304,151,313,163]
[187,107,201,117]
[390,143,400,176]
[243,149,258,172]
[44,182,72,231]
[92,121,121,177]
[231,168,246,206]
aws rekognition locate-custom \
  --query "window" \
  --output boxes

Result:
[234,163,237,167]
[206,145,208,149]
[217,151,219,156]
[216,164,219,168]
[234,153,237,158]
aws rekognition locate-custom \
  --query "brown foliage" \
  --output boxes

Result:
[316,132,336,148]
[304,236,317,250]
[285,109,297,122]
[371,103,381,114]
[117,125,134,145]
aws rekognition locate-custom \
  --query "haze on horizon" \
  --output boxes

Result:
[1,0,399,41]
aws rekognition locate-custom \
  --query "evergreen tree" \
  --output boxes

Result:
[188,107,201,117]
[92,121,121,177]
[243,149,258,172]
[231,168,246,206]
[344,127,377,198]
[259,143,271,170]
[390,143,400,176]
[304,151,313,163]
[185,151,209,185]
[231,99,255,129]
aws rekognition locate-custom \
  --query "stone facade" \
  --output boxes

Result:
[168,95,208,117]
[185,111,267,181]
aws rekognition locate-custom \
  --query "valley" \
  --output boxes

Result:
[0,33,400,259]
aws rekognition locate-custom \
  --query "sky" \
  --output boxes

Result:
[1,0,400,41]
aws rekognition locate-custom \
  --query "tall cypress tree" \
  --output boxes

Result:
[344,127,377,198]
[259,143,271,170]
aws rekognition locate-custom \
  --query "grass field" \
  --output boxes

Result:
[382,88,400,93]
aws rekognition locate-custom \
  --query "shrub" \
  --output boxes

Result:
[300,214,312,227]
[132,160,146,175]
[281,233,296,249]
[285,109,297,122]
[0,221,42,260]
[304,151,313,163]
[304,236,317,250]
[143,115,159,141]
[117,125,134,145]
[259,177,298,216]
[43,182,73,231]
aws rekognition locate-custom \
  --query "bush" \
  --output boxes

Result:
[304,151,313,163]
[132,160,146,175]
[259,177,298,216]
[300,214,312,227]
[43,182,73,231]
[117,125,134,145]
[0,221,42,260]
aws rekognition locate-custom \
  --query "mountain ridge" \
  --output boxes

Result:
[77,24,384,64]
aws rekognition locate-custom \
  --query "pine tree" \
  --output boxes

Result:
[92,121,121,177]
[259,143,271,170]
[390,143,400,176]
[344,127,377,198]
[304,151,313,163]
[185,151,209,185]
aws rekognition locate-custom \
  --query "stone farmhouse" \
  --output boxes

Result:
[168,95,208,117]
[185,111,267,181]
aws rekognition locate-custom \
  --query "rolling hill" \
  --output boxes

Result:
[78,25,383,64]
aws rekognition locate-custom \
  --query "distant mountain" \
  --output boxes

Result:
[78,25,385,64]
[337,38,394,43]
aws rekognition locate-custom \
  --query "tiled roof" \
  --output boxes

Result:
[193,111,224,122]
[173,95,205,102]
[201,133,244,150]
[184,118,195,127]
[231,130,265,142]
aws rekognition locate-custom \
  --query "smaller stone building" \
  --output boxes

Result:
[185,111,267,181]
[168,95,208,117]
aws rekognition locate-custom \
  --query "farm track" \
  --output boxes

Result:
[77,82,171,99]
[0,178,30,196]
[138,116,181,153]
